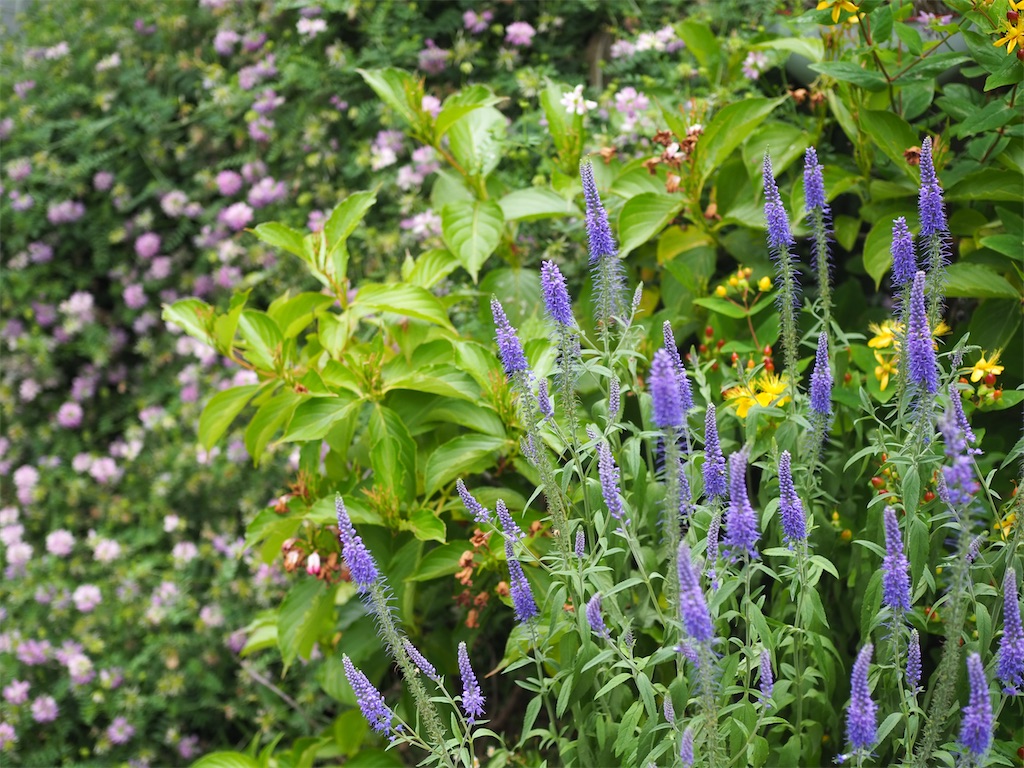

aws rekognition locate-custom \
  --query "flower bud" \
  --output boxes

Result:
[306,551,321,576]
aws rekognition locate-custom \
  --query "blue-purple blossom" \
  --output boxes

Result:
[677,542,714,643]
[890,217,916,288]
[598,442,626,525]
[541,260,574,327]
[343,655,394,734]
[586,593,609,639]
[663,696,675,723]
[918,137,948,239]
[810,332,832,418]
[537,379,553,419]
[504,541,539,623]
[490,298,529,376]
[846,644,877,752]
[803,147,828,212]
[457,641,485,723]
[402,639,439,682]
[763,153,795,251]
[608,377,620,418]
[574,529,585,558]
[663,321,694,414]
[997,567,1024,693]
[496,499,525,540]
[456,479,490,525]
[759,648,774,702]
[959,652,992,758]
[937,408,978,509]
[680,726,694,767]
[703,405,727,500]
[581,160,617,265]
[336,497,379,591]
[650,349,683,428]
[882,506,912,613]
[724,449,760,561]
[907,629,922,692]
[906,271,938,394]
[948,383,978,450]
[778,451,806,547]
[706,513,721,591]
[678,457,694,523]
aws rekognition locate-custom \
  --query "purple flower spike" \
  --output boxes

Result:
[608,377,620,417]
[810,331,832,418]
[759,648,774,702]
[763,153,795,251]
[706,513,721,591]
[402,639,439,682]
[586,593,609,639]
[574,529,585,558]
[677,542,714,643]
[456,479,490,525]
[724,449,760,561]
[663,322,694,414]
[918,137,948,239]
[778,451,806,547]
[490,298,529,376]
[580,160,617,265]
[997,567,1024,693]
[959,652,992,758]
[907,629,922,692]
[343,655,394,734]
[906,272,938,394]
[890,217,916,288]
[948,383,978,450]
[336,497,379,591]
[496,499,525,540]
[680,726,695,767]
[598,442,626,525]
[938,407,978,509]
[803,147,828,213]
[537,379,553,419]
[504,540,538,624]
[541,260,574,327]
[882,506,912,613]
[846,644,877,752]
[650,349,683,428]
[703,405,727,500]
[457,641,485,723]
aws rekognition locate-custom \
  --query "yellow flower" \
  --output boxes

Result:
[758,276,772,292]
[995,511,1016,540]
[868,320,900,350]
[724,385,758,419]
[724,372,790,417]
[816,0,859,23]
[970,350,1004,383]
[757,371,790,404]
[874,351,897,391]
[994,18,1024,54]
[714,285,728,297]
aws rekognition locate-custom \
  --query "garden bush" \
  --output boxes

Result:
[3,0,1023,767]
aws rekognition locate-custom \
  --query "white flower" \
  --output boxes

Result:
[560,85,597,116]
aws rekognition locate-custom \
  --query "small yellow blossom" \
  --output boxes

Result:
[816,0,859,23]
[874,351,897,391]
[724,384,758,419]
[724,372,790,417]
[868,320,900,350]
[714,285,728,297]
[995,511,1016,539]
[971,350,1004,383]
[758,276,772,292]
[994,18,1024,54]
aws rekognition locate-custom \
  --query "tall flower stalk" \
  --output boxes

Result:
[763,151,800,392]
[803,147,832,329]
[580,159,626,345]
[541,259,582,448]
[917,137,949,326]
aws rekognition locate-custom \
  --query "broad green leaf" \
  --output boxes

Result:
[860,110,918,180]
[406,542,468,581]
[943,263,1020,300]
[277,578,336,667]
[742,122,811,180]
[199,385,261,451]
[980,234,1024,262]
[434,84,503,140]
[540,81,575,172]
[404,509,446,543]
[192,752,260,768]
[696,96,787,190]
[424,434,509,497]
[323,191,377,283]
[283,396,360,442]
[267,292,335,339]
[617,192,685,258]
[962,29,1005,74]
[403,248,460,289]
[237,310,283,371]
[251,221,310,262]
[214,289,251,351]
[385,367,479,401]
[985,53,1024,91]
[956,100,1018,138]
[610,165,665,199]
[894,22,923,55]
[368,405,417,500]
[692,296,773,319]
[677,20,722,74]
[245,390,301,463]
[755,37,823,62]
[354,284,454,329]
[240,613,278,658]
[163,298,214,343]
[356,68,422,127]
[498,188,581,221]
[447,106,505,178]
[810,61,888,91]
[441,200,504,282]
[947,171,1024,202]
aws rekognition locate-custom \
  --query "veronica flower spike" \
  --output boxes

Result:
[490,297,529,377]
[457,641,486,724]
[504,540,539,624]
[763,151,800,379]
[703,404,727,501]
[803,147,832,325]
[580,159,626,333]
[724,449,760,561]
[997,567,1024,693]
[336,496,379,592]
[881,506,912,614]
[846,644,877,753]
[905,271,938,395]
[959,652,993,759]
[343,655,395,735]
[677,542,714,643]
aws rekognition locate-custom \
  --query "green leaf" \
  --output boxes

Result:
[404,509,446,543]
[810,61,888,91]
[323,191,377,283]
[237,310,283,371]
[424,434,508,498]
[943,263,1020,300]
[956,100,1018,139]
[369,405,417,500]
[908,515,929,590]
[962,29,1006,75]
[754,37,823,63]
[199,385,261,451]
[678,20,722,74]
[696,96,787,191]
[407,542,468,581]
[894,22,923,55]
[742,122,811,180]
[403,248,460,289]
[277,578,336,667]
[214,289,251,351]
[947,171,1024,202]
[354,284,454,329]
[245,390,302,463]
[283,396,360,442]
[980,234,1024,261]
[985,53,1024,91]
[385,368,479,401]
[191,752,260,768]
[447,106,506,178]
[540,82,577,172]
[498,188,581,221]
[692,296,772,319]
[251,221,311,262]
[356,68,422,127]
[267,292,335,339]
[434,85,503,140]
[860,110,918,180]
[441,200,504,282]
[617,192,685,258]
[163,299,214,344]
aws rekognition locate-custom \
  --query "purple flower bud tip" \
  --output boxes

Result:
[778,451,806,546]
[890,217,915,288]
[504,540,538,624]
[846,644,877,751]
[724,449,760,561]
[882,506,911,613]
[541,260,574,327]
[703,404,726,500]
[457,641,485,723]
[959,652,992,757]
[491,297,529,376]
[586,593,608,638]
[598,442,626,525]
[998,567,1024,693]
[906,271,938,394]
[803,146,827,212]
[650,349,683,428]
[343,655,393,734]
[763,152,794,251]
[335,496,379,590]
[580,160,617,265]
[810,331,832,418]
[677,542,714,643]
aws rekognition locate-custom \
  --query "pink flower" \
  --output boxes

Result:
[17,639,50,666]
[73,584,102,612]
[306,552,321,575]
[134,232,161,259]
[93,171,115,191]
[171,541,199,566]
[421,95,442,118]
[505,21,536,47]
[45,529,75,556]
[123,284,147,310]
[30,696,58,723]
[88,457,120,484]
[247,177,287,208]
[47,199,86,224]
[418,39,450,74]
[2,680,29,706]
[107,717,135,745]
[216,170,243,196]
[93,538,121,563]
[56,402,83,429]
[67,653,95,686]
[219,202,253,231]
[463,9,493,34]
[213,29,239,55]
[0,721,15,749]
